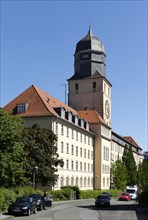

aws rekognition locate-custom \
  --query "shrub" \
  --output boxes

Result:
[51,190,65,201]
[61,186,80,199]
[0,188,16,212]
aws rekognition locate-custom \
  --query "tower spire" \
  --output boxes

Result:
[86,23,93,37]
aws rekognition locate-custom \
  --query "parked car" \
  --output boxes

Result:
[119,192,131,201]
[8,196,37,216]
[95,194,110,207]
[102,192,111,199]
[29,194,44,210]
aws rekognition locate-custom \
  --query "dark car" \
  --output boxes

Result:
[29,194,44,210]
[119,192,131,201]
[102,192,111,198]
[95,194,110,207]
[8,196,37,216]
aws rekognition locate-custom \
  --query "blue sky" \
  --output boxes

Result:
[1,0,147,152]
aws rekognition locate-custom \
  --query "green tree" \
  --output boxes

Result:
[0,109,25,187]
[22,124,64,187]
[122,145,137,185]
[137,159,148,191]
[110,159,127,190]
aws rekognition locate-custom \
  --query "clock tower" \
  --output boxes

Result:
[68,27,112,126]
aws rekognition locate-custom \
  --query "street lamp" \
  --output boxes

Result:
[32,166,38,189]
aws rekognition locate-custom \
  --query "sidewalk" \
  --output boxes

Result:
[0,213,12,219]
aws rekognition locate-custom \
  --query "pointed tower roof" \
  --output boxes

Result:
[75,26,105,54]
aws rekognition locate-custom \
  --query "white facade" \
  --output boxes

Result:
[52,117,94,190]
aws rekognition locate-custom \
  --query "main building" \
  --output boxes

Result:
[3,27,142,190]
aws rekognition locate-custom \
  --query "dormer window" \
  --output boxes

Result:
[75,115,78,125]
[85,121,89,130]
[17,104,26,113]
[61,108,65,118]
[66,111,72,122]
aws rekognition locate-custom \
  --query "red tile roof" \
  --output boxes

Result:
[3,85,78,117]
[78,110,104,124]
[123,136,140,148]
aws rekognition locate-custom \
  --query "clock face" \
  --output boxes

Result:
[105,100,110,119]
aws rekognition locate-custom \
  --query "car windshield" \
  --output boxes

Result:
[29,194,41,199]
[126,189,135,193]
[97,195,109,199]
[16,198,29,204]
[122,193,128,196]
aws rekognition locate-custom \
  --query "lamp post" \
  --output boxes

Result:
[32,166,38,189]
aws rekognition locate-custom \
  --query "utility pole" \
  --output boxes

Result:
[61,83,67,104]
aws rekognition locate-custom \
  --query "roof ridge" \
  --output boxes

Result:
[33,85,58,116]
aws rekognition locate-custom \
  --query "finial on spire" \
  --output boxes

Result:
[86,23,93,37]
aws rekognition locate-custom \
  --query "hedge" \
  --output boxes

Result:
[0,186,122,212]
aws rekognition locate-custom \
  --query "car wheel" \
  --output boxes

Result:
[27,208,31,216]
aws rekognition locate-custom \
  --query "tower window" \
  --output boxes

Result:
[75,83,79,93]
[93,82,96,92]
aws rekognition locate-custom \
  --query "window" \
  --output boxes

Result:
[84,135,86,144]
[84,163,86,171]
[61,125,64,135]
[60,177,64,187]
[71,160,74,170]
[93,82,96,92]
[61,142,64,153]
[55,122,58,134]
[71,145,74,155]
[108,87,110,97]
[61,108,65,118]
[66,177,69,186]
[75,83,79,93]
[66,160,69,169]
[80,148,82,157]
[76,177,78,186]
[88,163,90,172]
[84,149,86,158]
[80,162,82,171]
[76,131,78,141]
[66,127,69,137]
[83,54,88,59]
[84,177,86,186]
[72,129,74,139]
[91,164,93,172]
[104,83,106,93]
[66,143,69,154]
[76,146,78,156]
[76,161,78,170]
[80,133,82,142]
[103,146,109,161]
[91,151,93,160]
[17,104,26,113]
[71,177,74,186]
[88,150,90,159]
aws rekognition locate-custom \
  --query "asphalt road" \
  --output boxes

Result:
[3,198,148,220]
